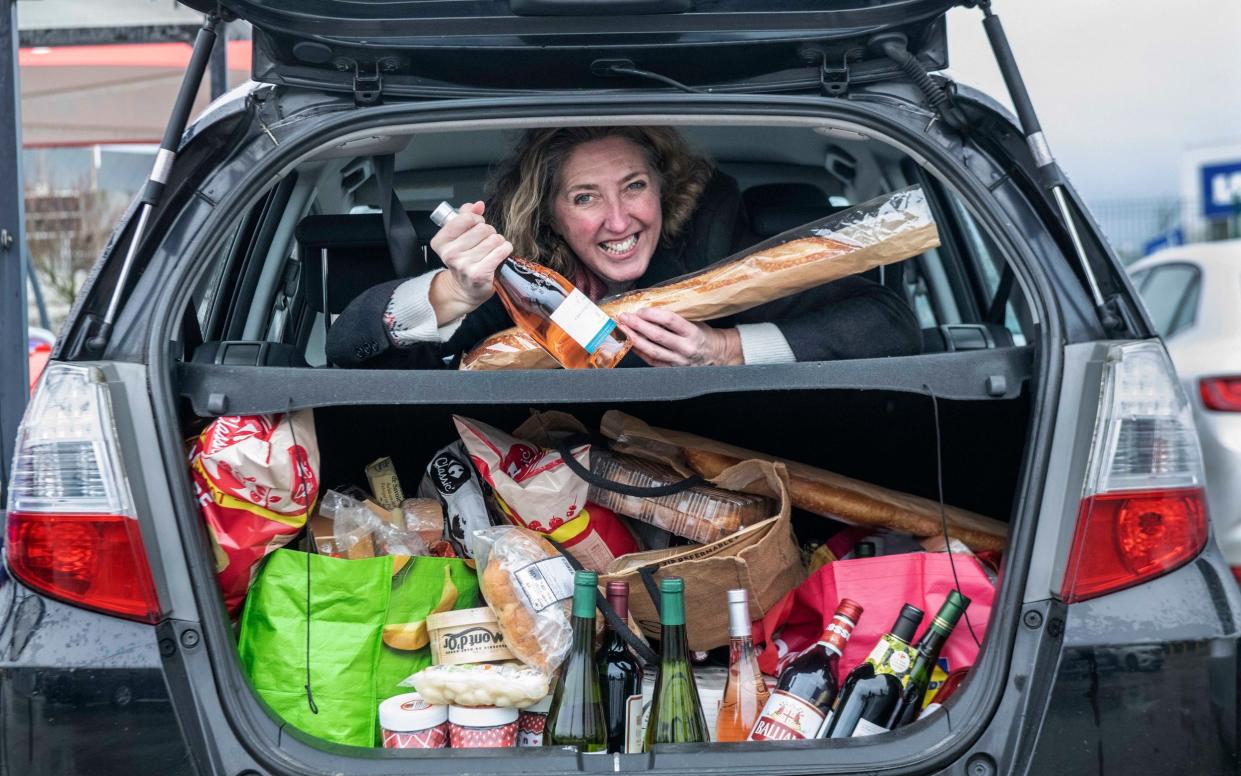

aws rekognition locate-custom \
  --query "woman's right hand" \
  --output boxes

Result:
[428,201,513,324]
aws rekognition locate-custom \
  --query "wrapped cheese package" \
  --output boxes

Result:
[461,185,939,370]
[588,450,772,545]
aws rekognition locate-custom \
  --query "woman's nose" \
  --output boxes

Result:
[603,198,629,233]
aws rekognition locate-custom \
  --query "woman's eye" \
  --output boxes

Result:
[627,180,647,192]
[573,193,594,206]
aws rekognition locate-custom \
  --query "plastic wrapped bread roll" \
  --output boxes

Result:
[473,526,575,674]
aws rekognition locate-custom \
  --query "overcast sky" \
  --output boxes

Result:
[945,1,1241,202]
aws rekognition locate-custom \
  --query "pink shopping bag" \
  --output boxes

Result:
[755,552,994,681]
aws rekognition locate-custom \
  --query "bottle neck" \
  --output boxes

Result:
[660,623,691,665]
[571,611,597,659]
[909,624,952,679]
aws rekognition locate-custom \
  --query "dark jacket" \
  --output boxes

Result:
[326,173,922,369]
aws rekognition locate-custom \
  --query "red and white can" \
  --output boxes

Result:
[379,693,448,749]
[447,705,519,749]
[517,694,554,747]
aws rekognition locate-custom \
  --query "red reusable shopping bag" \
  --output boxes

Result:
[755,553,994,681]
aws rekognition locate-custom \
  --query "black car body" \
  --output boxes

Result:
[2,2,1238,775]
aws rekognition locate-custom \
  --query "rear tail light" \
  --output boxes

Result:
[5,364,161,623]
[1061,342,1209,602]
[1200,376,1241,412]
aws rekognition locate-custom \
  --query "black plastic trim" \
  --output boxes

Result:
[175,347,1033,417]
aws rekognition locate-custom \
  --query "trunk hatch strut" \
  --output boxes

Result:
[87,15,222,355]
[974,0,1123,334]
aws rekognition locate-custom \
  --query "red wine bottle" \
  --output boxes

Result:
[595,581,642,753]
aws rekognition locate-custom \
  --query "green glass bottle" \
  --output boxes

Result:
[545,570,607,753]
[890,590,970,729]
[823,603,924,738]
[643,577,709,750]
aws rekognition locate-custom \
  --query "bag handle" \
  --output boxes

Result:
[545,537,660,666]
[556,433,705,498]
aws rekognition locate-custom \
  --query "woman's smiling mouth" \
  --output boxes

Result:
[599,233,639,255]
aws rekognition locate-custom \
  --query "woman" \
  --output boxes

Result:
[327,126,921,369]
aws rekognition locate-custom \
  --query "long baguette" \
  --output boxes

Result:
[683,448,1007,554]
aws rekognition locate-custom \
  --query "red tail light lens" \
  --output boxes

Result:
[1061,342,1210,602]
[1062,488,1208,603]
[4,364,161,623]
[6,512,160,622]
[1200,376,1241,412]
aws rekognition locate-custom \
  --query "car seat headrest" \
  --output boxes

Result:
[743,182,846,237]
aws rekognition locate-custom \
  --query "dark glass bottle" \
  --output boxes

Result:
[644,577,708,750]
[596,581,642,753]
[748,598,864,741]
[890,591,970,729]
[545,570,607,752]
[824,603,924,738]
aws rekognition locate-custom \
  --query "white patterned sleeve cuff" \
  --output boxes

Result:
[384,269,464,345]
[736,322,796,365]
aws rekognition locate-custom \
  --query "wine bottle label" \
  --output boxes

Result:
[850,717,890,737]
[550,290,617,354]
[866,634,917,684]
[747,690,825,741]
[623,694,644,753]
[513,556,575,612]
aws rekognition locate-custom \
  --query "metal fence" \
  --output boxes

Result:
[1089,196,1241,264]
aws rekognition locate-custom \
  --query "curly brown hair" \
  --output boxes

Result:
[485,126,714,277]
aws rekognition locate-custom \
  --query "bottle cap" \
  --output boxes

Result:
[573,570,598,619]
[834,598,864,625]
[727,589,751,638]
[606,581,629,621]
[659,577,685,626]
[379,692,448,732]
[891,603,925,644]
[429,201,458,227]
[854,541,876,558]
[933,590,971,632]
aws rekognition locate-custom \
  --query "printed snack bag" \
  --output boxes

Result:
[453,415,636,571]
[189,411,320,615]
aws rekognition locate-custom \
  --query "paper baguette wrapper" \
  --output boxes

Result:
[599,410,1008,554]
[461,186,940,371]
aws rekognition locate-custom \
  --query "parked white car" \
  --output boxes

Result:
[1129,240,1241,576]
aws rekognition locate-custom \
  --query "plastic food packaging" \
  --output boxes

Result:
[418,440,496,559]
[188,411,320,614]
[461,186,940,370]
[401,497,446,548]
[448,705,519,748]
[403,662,551,708]
[379,693,449,749]
[589,450,772,544]
[473,525,575,673]
[323,489,430,559]
[454,415,637,570]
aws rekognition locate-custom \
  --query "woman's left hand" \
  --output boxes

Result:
[617,308,743,367]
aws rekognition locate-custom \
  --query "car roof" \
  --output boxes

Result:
[1128,239,1241,272]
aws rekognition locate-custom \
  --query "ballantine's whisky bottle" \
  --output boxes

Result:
[430,203,631,369]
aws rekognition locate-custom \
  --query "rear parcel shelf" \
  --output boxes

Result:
[173,346,1033,417]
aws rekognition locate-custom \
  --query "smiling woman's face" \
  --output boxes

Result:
[550,136,662,284]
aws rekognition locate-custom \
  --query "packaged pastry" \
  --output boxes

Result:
[472,526,574,673]
[589,451,771,545]
[403,662,551,708]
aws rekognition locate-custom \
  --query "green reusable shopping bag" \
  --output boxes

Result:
[237,550,480,747]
